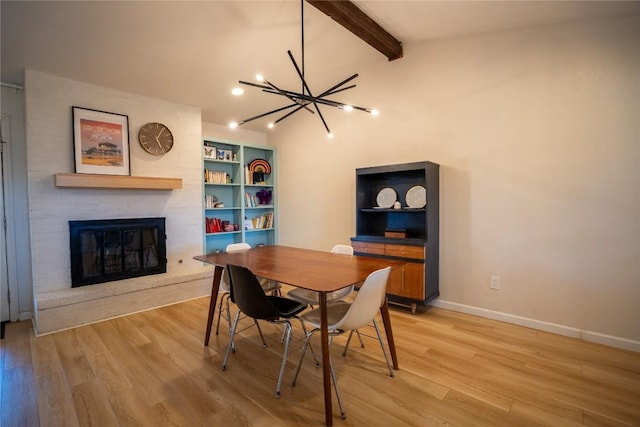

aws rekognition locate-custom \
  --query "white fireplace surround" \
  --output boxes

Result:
[26,69,213,334]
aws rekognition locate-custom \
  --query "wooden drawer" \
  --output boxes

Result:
[351,241,385,255]
[384,244,424,260]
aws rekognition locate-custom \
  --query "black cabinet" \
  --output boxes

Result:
[351,161,439,312]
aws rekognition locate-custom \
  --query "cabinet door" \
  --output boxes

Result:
[402,262,425,300]
[386,265,404,295]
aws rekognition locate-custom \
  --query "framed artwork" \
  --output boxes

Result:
[216,148,232,161]
[72,106,130,175]
[203,144,216,159]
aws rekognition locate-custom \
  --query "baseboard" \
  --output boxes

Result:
[430,299,640,353]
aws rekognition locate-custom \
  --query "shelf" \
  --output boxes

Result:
[205,207,241,211]
[204,183,240,187]
[55,173,182,190]
[361,208,425,212]
[205,231,241,236]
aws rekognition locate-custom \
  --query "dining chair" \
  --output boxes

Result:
[215,242,282,336]
[291,266,393,418]
[222,263,309,398]
[286,244,355,306]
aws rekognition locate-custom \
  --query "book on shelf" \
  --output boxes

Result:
[204,169,230,184]
[250,212,273,229]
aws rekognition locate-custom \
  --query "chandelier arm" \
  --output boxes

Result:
[287,50,317,100]
[264,79,314,113]
[313,103,332,134]
[274,104,308,125]
[313,97,372,112]
[317,73,359,97]
[239,80,271,90]
[238,103,301,125]
[322,84,356,96]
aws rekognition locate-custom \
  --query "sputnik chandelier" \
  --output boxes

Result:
[229,0,379,138]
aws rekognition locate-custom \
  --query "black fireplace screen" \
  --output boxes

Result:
[70,218,166,287]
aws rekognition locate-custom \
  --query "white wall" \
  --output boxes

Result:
[202,122,268,147]
[25,69,205,295]
[271,14,640,344]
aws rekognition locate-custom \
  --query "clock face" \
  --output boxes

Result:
[138,122,174,155]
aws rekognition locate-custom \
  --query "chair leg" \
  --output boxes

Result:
[215,293,226,335]
[275,321,292,398]
[342,328,366,356]
[222,310,242,370]
[254,319,267,347]
[297,317,319,366]
[373,318,394,378]
[292,331,313,386]
[329,344,346,419]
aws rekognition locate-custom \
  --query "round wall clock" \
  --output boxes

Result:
[138,122,174,155]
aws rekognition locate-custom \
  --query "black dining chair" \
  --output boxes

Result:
[222,263,309,398]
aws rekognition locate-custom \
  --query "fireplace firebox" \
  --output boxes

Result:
[69,217,167,287]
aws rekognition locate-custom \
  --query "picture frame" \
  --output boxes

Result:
[72,106,130,175]
[203,144,216,159]
[216,148,233,161]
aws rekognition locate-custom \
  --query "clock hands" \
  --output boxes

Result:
[154,135,165,153]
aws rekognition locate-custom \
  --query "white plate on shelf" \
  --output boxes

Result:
[405,185,426,208]
[376,187,396,208]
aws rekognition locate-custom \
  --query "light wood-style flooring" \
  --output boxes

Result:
[1,295,639,426]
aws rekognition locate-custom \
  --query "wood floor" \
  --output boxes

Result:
[1,294,639,426]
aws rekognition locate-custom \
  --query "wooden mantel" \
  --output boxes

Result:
[55,173,182,190]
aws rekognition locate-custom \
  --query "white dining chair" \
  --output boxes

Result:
[286,244,355,306]
[291,266,393,418]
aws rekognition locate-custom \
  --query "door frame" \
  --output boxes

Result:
[1,112,20,322]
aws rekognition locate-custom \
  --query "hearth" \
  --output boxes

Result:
[69,217,166,287]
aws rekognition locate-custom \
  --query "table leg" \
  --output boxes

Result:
[380,297,399,370]
[319,291,333,426]
[204,265,224,346]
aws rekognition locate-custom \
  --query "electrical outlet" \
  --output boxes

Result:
[490,275,500,290]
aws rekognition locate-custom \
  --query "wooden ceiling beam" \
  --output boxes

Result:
[307,0,403,61]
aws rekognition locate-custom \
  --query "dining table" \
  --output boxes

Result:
[194,245,404,426]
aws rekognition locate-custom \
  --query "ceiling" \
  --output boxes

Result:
[2,1,637,131]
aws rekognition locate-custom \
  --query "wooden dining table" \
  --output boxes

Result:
[194,245,404,426]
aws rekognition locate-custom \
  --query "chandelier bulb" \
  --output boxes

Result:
[328,132,334,139]
[370,109,380,116]
[229,121,239,129]
[267,122,275,129]
[256,74,265,83]
[343,105,353,112]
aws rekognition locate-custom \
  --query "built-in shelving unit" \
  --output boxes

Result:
[351,161,439,312]
[202,138,276,254]
[55,173,182,190]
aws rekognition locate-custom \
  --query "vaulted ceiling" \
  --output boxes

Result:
[2,1,636,131]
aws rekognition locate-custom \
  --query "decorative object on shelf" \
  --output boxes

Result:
[216,148,233,161]
[376,187,396,208]
[204,144,216,159]
[72,106,130,175]
[247,159,271,185]
[248,158,271,174]
[138,122,174,155]
[405,185,427,209]
[385,228,407,238]
[228,0,379,137]
[256,189,273,205]
[393,201,401,209]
